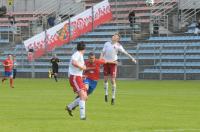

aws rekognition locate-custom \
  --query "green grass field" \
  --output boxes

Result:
[0,79,200,132]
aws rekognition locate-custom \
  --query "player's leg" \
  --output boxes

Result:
[9,77,14,88]
[48,69,52,78]
[51,68,54,78]
[84,78,89,94]
[77,89,87,120]
[87,79,98,95]
[54,73,58,82]
[68,78,89,111]
[66,75,78,116]
[2,71,8,84]
[104,76,109,102]
[9,72,14,88]
[110,77,116,105]
[110,64,117,105]
[66,75,88,120]
[13,69,17,79]
[103,64,109,102]
[2,77,7,83]
[77,76,88,120]
[67,97,80,114]
[53,68,58,82]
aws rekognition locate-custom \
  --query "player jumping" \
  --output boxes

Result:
[100,33,137,105]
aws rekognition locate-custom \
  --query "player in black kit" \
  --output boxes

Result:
[50,54,60,82]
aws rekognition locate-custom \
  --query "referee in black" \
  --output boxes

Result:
[50,54,60,82]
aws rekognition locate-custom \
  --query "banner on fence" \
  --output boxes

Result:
[24,0,112,61]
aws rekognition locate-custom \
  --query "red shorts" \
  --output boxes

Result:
[69,75,87,93]
[103,63,117,78]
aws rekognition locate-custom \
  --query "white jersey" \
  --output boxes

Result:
[68,51,85,76]
[102,41,127,61]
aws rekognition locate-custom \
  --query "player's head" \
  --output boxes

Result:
[77,41,86,52]
[112,33,120,42]
[88,52,95,63]
[7,54,12,60]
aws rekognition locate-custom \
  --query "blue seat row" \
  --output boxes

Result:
[0,39,9,43]
[138,42,200,48]
[156,62,200,67]
[143,69,200,73]
[149,36,200,41]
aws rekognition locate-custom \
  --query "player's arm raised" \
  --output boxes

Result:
[119,45,137,64]
[124,51,137,64]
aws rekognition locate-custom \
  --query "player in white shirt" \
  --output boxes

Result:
[100,33,137,105]
[65,41,87,120]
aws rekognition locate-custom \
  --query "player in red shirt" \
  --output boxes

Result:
[2,55,14,88]
[84,52,105,94]
[84,52,116,94]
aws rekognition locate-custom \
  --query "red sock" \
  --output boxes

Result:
[10,78,14,88]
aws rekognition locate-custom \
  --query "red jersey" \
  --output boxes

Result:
[3,59,13,72]
[84,59,105,80]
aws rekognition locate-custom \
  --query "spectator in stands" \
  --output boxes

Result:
[8,14,16,25]
[48,16,55,27]
[128,10,135,28]
[194,20,200,35]
[8,13,17,34]
[0,6,7,16]
[153,21,159,35]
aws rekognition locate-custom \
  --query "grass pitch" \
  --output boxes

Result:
[0,79,200,132]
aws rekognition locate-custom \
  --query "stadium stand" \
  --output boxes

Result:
[138,37,200,80]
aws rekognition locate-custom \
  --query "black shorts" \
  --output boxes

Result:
[52,68,58,74]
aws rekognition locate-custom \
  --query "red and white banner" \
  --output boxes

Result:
[24,0,112,61]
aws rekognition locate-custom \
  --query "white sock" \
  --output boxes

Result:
[112,84,116,99]
[104,82,108,96]
[68,98,80,110]
[79,100,86,119]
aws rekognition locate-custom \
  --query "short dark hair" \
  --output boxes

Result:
[28,48,34,52]
[77,41,85,51]
[88,52,95,57]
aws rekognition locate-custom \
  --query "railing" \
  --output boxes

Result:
[137,42,200,80]
[149,15,168,36]
[19,0,85,42]
[151,0,178,16]
[179,0,200,25]
[150,0,178,37]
